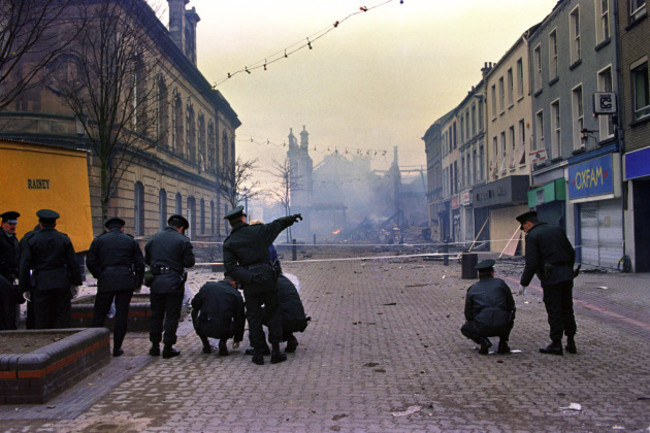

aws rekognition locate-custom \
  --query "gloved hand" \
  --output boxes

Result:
[292,213,303,223]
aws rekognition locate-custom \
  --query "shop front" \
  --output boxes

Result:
[527,178,567,230]
[624,146,650,271]
[473,175,529,254]
[568,152,622,269]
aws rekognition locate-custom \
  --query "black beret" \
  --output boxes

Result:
[0,211,20,223]
[168,214,189,229]
[224,205,246,220]
[104,217,125,229]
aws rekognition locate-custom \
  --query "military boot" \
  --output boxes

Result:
[497,340,511,354]
[252,349,264,365]
[149,344,160,357]
[539,341,563,355]
[162,345,180,359]
[270,343,287,364]
[285,335,299,353]
[218,340,229,356]
[565,336,577,354]
[478,338,492,355]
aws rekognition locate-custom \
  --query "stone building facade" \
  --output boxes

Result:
[0,0,240,242]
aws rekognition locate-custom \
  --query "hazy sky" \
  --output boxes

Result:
[157,0,559,183]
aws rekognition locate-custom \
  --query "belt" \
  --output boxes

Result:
[104,266,132,271]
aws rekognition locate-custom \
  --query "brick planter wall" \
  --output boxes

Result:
[0,328,110,404]
[71,294,152,331]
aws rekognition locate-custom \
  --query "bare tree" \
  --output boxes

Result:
[267,157,302,241]
[56,0,164,221]
[0,0,80,110]
[217,155,262,210]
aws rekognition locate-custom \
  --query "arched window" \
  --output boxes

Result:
[159,189,167,230]
[172,90,183,154]
[134,181,145,236]
[210,200,215,234]
[157,75,168,147]
[208,120,216,172]
[187,196,196,240]
[186,102,195,161]
[200,198,205,234]
[222,130,229,169]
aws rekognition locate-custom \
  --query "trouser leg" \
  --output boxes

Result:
[460,321,483,344]
[112,290,133,350]
[162,291,183,346]
[149,293,164,344]
[263,291,282,345]
[0,277,17,330]
[559,281,577,337]
[245,293,266,351]
[543,284,564,343]
[33,290,55,329]
[91,291,114,328]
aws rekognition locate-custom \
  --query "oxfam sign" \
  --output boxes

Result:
[568,153,614,199]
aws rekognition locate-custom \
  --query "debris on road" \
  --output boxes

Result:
[392,405,422,417]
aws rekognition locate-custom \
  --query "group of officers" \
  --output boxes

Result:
[461,209,579,356]
[0,205,307,365]
[3,205,578,360]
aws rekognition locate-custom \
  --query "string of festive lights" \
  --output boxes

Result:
[212,0,404,87]
[236,134,390,161]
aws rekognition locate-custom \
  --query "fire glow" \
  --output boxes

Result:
[332,228,342,235]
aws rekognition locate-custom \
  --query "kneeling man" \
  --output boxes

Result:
[461,259,516,355]
[191,274,245,355]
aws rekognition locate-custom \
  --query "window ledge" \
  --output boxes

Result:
[630,114,650,128]
[595,38,611,52]
[571,146,586,155]
[627,8,647,30]
[533,88,543,98]
[569,59,582,70]
[549,76,559,87]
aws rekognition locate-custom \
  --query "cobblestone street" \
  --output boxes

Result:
[2,257,649,432]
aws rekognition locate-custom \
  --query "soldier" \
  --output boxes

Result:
[517,210,578,355]
[222,205,302,365]
[19,209,82,329]
[0,211,22,329]
[191,273,245,356]
[86,217,145,357]
[461,259,516,355]
[145,214,195,359]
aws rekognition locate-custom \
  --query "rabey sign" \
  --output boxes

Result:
[568,153,620,200]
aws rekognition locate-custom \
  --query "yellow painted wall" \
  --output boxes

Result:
[0,140,94,251]
[489,205,529,254]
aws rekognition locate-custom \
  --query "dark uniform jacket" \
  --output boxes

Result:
[520,222,576,287]
[144,226,195,294]
[19,227,82,291]
[222,216,296,293]
[275,274,309,333]
[86,228,145,292]
[465,276,515,333]
[0,229,19,281]
[191,280,245,341]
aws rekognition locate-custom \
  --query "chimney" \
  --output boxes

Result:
[481,61,493,78]
[185,7,200,65]
[300,125,309,151]
[168,0,200,65]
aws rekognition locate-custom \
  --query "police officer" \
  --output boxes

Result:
[222,205,301,365]
[517,210,577,355]
[19,209,82,329]
[145,214,195,359]
[461,259,516,355]
[0,211,22,329]
[191,273,245,356]
[87,217,145,357]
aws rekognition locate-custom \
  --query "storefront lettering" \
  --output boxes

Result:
[27,179,50,190]
[573,167,606,190]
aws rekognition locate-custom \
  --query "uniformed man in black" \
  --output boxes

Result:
[19,209,82,329]
[0,211,22,329]
[461,259,516,355]
[191,273,245,356]
[87,217,145,357]
[222,205,301,365]
[517,210,578,355]
[145,214,195,359]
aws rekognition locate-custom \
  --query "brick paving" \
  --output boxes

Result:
[2,257,650,432]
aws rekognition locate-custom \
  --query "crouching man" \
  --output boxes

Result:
[461,259,516,355]
[191,273,245,356]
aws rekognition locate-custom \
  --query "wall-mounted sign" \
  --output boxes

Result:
[568,153,618,200]
[529,148,548,164]
[593,92,617,115]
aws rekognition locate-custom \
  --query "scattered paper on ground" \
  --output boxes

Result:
[392,405,422,417]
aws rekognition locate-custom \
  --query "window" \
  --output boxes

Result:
[479,145,484,180]
[500,131,507,172]
[460,117,465,144]
[630,0,646,19]
[535,110,544,151]
[208,120,216,171]
[186,102,196,161]
[549,29,558,80]
[572,84,584,150]
[507,68,514,107]
[173,91,183,154]
[596,0,610,44]
[570,6,581,64]
[159,189,167,230]
[597,66,615,139]
[478,99,484,129]
[200,198,205,234]
[518,119,526,165]
[134,182,144,236]
[471,105,476,136]
[465,111,470,140]
[533,45,542,92]
[491,85,497,118]
[508,126,515,169]
[210,200,215,234]
[198,114,206,170]
[516,58,524,98]
[175,192,182,215]
[632,59,650,120]
[498,77,505,113]
[551,100,560,159]
[493,136,498,158]
[187,196,196,240]
[472,149,477,183]
[157,76,168,147]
